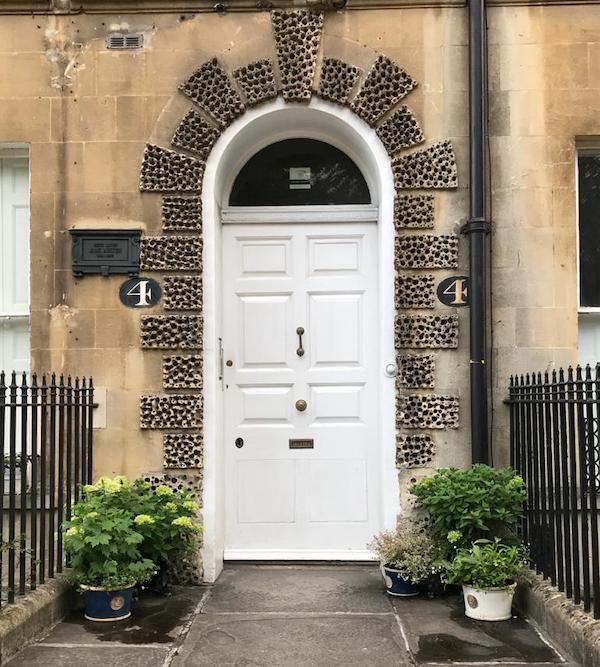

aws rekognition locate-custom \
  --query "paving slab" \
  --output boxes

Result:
[171,613,409,667]
[204,564,389,613]
[392,595,564,664]
[6,645,169,667]
[39,586,206,646]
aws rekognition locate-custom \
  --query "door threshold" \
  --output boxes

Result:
[223,549,377,561]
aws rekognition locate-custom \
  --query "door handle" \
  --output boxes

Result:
[296,327,305,357]
[295,399,308,412]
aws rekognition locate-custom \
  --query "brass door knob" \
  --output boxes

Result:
[295,399,307,412]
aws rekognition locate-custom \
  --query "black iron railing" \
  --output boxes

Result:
[0,371,94,605]
[507,366,600,618]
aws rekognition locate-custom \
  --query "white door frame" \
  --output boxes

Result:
[200,97,398,582]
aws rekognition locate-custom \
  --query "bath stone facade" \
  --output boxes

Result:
[136,9,461,547]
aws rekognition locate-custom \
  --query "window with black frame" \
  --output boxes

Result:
[578,153,600,366]
[229,138,371,206]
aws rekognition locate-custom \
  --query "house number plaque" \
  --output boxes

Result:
[289,439,314,450]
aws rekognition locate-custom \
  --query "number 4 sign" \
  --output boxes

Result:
[119,277,162,308]
[436,276,470,307]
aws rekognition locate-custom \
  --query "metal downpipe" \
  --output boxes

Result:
[463,0,490,464]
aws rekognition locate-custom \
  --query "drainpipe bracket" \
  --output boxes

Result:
[460,217,491,235]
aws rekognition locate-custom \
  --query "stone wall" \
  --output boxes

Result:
[0,2,592,544]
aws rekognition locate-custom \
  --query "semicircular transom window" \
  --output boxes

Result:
[229,138,371,206]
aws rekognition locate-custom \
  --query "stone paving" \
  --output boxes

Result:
[6,565,578,666]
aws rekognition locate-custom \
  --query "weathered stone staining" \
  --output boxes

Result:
[141,315,203,349]
[140,394,203,429]
[164,433,203,469]
[376,106,425,154]
[392,140,458,189]
[140,237,203,272]
[395,314,458,349]
[140,145,204,192]
[180,58,245,127]
[397,354,435,388]
[398,394,459,429]
[171,109,221,160]
[396,434,436,468]
[162,196,202,232]
[233,59,278,107]
[394,194,435,229]
[163,354,203,389]
[395,274,436,309]
[394,235,458,270]
[317,57,361,105]
[163,276,203,311]
[271,9,323,102]
[351,55,417,126]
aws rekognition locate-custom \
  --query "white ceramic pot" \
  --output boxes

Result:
[462,583,516,621]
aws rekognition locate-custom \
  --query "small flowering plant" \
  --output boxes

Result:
[63,476,202,590]
[368,521,443,585]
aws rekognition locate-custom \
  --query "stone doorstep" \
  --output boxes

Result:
[517,578,600,667]
[0,576,72,665]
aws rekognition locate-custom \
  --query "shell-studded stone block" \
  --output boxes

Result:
[162,196,202,232]
[233,59,278,107]
[392,141,458,189]
[395,314,458,349]
[163,354,203,389]
[141,315,202,349]
[396,354,435,389]
[394,235,458,270]
[351,56,417,126]
[140,145,204,192]
[317,58,360,105]
[171,109,221,159]
[143,471,202,502]
[395,274,435,309]
[396,434,436,467]
[164,433,203,469]
[164,276,203,311]
[140,394,202,429]
[271,10,323,102]
[376,106,424,155]
[180,58,245,128]
[140,237,203,272]
[168,554,203,585]
[398,394,459,429]
[394,194,435,229]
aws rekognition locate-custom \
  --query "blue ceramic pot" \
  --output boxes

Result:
[81,585,134,622]
[383,566,419,597]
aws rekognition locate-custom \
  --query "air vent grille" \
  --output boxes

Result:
[106,32,144,50]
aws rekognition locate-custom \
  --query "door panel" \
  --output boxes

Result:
[223,222,379,557]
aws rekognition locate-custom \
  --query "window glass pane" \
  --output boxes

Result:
[579,154,600,307]
[229,139,371,206]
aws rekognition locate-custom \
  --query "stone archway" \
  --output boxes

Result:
[136,9,460,582]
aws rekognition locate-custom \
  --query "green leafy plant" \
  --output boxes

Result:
[409,465,526,551]
[445,539,531,589]
[63,476,202,590]
[368,521,443,584]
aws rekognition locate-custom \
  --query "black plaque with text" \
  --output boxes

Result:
[70,229,141,277]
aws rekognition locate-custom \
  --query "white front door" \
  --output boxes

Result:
[222,220,380,559]
[0,156,30,374]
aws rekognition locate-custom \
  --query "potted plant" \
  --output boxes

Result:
[369,521,441,597]
[63,476,202,621]
[410,465,526,554]
[445,539,531,621]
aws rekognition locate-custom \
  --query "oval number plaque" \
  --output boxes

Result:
[436,276,470,307]
[119,277,162,308]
